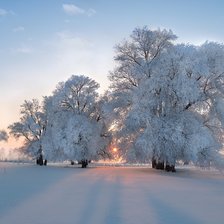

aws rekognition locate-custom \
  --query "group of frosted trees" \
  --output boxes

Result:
[8,76,112,168]
[8,26,224,170]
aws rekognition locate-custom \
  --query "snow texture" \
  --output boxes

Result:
[0,162,224,224]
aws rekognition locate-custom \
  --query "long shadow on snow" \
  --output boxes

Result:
[0,164,82,217]
[103,175,123,224]
[133,168,204,223]
[148,193,201,224]
[76,170,123,224]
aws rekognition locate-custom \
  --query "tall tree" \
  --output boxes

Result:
[42,75,111,167]
[8,99,47,165]
[109,27,224,171]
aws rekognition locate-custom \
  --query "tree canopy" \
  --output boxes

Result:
[108,27,224,170]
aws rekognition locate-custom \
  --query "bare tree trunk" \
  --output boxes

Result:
[152,157,157,168]
[165,162,176,172]
[156,161,164,170]
[36,154,43,165]
[39,154,43,166]
[152,156,165,170]
[81,160,88,168]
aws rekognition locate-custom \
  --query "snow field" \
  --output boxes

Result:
[0,162,224,224]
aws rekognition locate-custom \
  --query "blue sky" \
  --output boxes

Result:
[1,0,224,146]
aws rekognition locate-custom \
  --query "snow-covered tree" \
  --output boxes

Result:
[109,27,224,171]
[0,130,8,141]
[8,99,47,165]
[42,75,111,167]
[108,27,177,125]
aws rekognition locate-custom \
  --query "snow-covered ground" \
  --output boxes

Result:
[0,162,224,224]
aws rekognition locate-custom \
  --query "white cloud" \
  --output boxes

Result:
[62,4,84,15]
[0,8,15,16]
[13,26,25,32]
[62,4,96,17]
